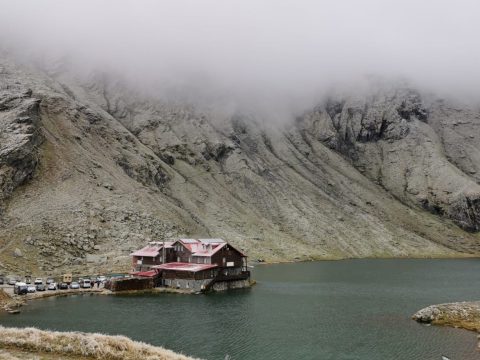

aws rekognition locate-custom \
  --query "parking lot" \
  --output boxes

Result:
[0,283,104,299]
[1,275,112,298]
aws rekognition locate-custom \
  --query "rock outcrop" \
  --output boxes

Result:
[413,301,480,332]
[0,84,43,205]
[300,87,480,232]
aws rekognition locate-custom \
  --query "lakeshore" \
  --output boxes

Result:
[0,279,257,315]
[1,259,479,359]
[0,286,108,314]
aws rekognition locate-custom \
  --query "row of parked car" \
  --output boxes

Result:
[5,276,108,295]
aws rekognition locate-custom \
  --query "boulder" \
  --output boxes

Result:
[13,248,22,257]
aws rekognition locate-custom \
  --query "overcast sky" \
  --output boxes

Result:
[1,0,479,109]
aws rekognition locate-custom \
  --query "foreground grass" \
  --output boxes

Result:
[0,326,199,360]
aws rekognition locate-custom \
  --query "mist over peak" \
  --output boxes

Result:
[1,0,480,112]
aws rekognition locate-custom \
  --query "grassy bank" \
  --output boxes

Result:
[0,326,199,360]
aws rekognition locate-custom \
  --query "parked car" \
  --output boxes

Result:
[36,284,46,291]
[59,282,69,290]
[70,282,80,289]
[0,277,4,285]
[80,279,91,288]
[25,277,32,284]
[14,282,28,295]
[8,278,17,286]
[46,278,55,285]
[27,285,36,293]
[34,278,43,285]
[97,276,107,283]
[47,282,57,290]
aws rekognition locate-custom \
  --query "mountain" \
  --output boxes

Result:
[1,55,479,275]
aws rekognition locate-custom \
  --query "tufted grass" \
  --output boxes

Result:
[0,326,199,360]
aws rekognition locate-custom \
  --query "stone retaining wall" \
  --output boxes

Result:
[105,277,154,292]
[212,279,251,291]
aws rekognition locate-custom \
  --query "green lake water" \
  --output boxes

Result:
[1,259,480,359]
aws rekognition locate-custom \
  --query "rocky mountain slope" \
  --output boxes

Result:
[1,55,479,275]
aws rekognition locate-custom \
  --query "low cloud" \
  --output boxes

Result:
[1,0,480,112]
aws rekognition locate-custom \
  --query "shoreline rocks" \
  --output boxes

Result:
[413,301,480,332]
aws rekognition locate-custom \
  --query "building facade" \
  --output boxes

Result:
[130,238,250,292]
[130,241,175,271]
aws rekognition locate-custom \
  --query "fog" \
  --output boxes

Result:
[1,0,480,112]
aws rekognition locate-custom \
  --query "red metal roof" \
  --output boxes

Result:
[132,238,247,259]
[153,262,218,272]
[191,242,226,257]
[172,238,247,257]
[130,241,174,257]
[130,246,161,257]
[131,270,159,277]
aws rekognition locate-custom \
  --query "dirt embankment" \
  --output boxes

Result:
[413,301,480,332]
[0,289,10,305]
[0,289,24,312]
[0,326,199,360]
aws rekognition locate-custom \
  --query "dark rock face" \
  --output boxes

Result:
[447,195,480,232]
[201,142,234,162]
[322,89,424,148]
[396,91,428,122]
[301,87,480,232]
[0,87,43,203]
[115,154,169,188]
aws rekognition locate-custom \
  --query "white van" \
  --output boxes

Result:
[14,282,28,295]
[81,279,91,288]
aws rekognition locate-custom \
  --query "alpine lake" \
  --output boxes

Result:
[2,259,479,360]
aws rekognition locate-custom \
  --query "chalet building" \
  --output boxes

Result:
[130,241,176,271]
[129,238,250,292]
[171,238,246,268]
